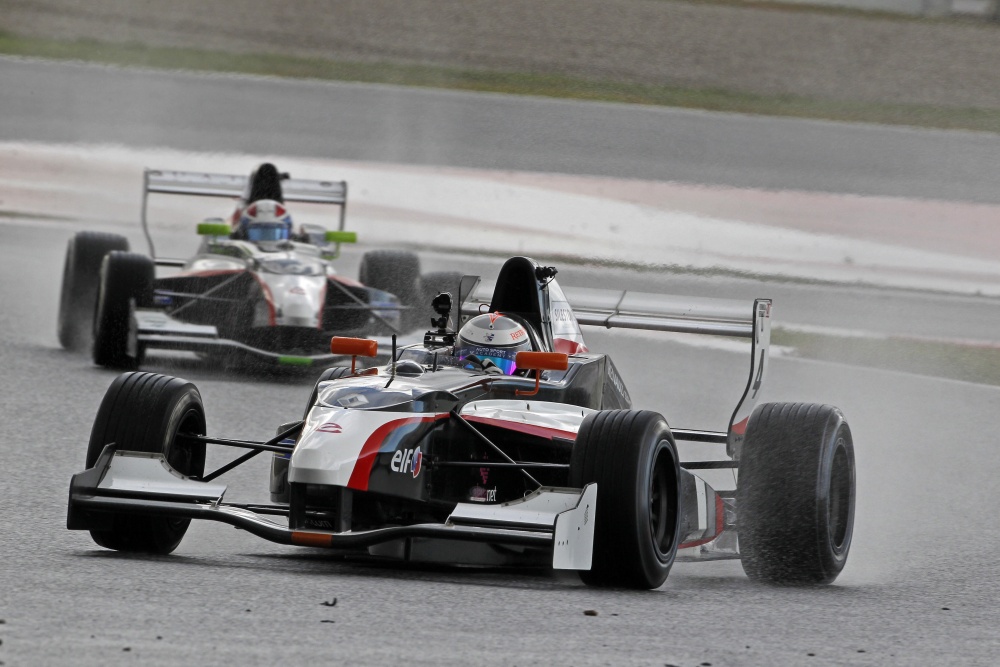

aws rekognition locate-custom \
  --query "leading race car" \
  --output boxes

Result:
[67,256,856,589]
[57,164,458,370]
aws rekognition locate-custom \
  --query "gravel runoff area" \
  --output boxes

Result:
[4,0,1000,110]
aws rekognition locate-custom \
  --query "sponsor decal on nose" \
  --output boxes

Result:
[317,422,342,434]
[390,446,423,477]
[411,447,423,478]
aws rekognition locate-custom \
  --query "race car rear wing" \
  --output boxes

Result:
[460,280,771,459]
[140,168,349,257]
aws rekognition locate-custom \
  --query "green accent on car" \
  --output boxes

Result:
[198,222,232,236]
[278,355,314,366]
[326,230,357,244]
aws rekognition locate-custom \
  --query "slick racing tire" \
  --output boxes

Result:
[358,250,422,332]
[92,251,154,369]
[420,271,464,329]
[58,232,129,351]
[570,410,682,590]
[86,372,207,554]
[737,402,856,585]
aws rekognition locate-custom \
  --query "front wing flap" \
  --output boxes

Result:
[68,445,597,570]
[135,310,372,366]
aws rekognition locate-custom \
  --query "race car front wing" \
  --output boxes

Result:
[134,310,413,367]
[68,444,597,570]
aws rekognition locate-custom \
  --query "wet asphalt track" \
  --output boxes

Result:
[2,219,1000,666]
[1,60,1000,665]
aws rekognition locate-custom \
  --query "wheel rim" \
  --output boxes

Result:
[828,436,852,551]
[169,407,205,477]
[166,406,205,534]
[648,441,678,559]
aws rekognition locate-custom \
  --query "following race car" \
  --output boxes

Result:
[67,256,856,589]
[57,163,460,369]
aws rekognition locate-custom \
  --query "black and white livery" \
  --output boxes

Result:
[67,257,856,589]
[57,164,456,369]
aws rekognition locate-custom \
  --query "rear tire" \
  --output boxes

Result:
[58,232,129,351]
[737,402,856,585]
[358,250,422,331]
[92,251,154,369]
[570,410,681,589]
[86,372,207,554]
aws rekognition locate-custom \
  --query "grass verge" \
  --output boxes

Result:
[772,328,1000,386]
[3,32,1000,133]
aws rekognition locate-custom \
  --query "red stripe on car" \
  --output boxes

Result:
[174,268,245,279]
[249,272,277,326]
[463,415,577,441]
[346,415,448,490]
[329,274,364,288]
[679,493,726,550]
[554,338,588,355]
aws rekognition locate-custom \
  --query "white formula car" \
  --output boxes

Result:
[57,164,458,369]
[68,256,856,589]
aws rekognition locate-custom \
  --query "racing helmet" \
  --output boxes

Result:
[238,199,292,242]
[456,312,534,375]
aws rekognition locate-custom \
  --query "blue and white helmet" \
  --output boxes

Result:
[238,199,292,241]
[456,312,534,375]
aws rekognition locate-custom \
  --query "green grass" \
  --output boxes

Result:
[772,328,1000,386]
[4,32,1000,133]
[0,209,74,221]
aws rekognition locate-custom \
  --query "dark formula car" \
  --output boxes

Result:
[58,165,458,369]
[68,256,856,589]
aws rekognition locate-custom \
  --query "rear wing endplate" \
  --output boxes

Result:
[460,281,770,458]
[141,169,349,256]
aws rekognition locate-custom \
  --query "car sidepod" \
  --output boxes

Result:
[289,405,447,500]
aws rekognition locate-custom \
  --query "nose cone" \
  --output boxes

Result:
[260,274,324,328]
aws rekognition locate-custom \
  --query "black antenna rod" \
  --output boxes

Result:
[385,334,398,388]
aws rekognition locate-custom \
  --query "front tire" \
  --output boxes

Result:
[737,402,856,585]
[86,372,207,554]
[570,410,681,589]
[92,251,154,369]
[58,232,129,351]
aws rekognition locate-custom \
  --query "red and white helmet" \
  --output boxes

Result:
[456,312,534,375]
[237,199,292,241]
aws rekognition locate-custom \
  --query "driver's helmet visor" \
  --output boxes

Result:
[246,223,289,242]
[457,344,519,375]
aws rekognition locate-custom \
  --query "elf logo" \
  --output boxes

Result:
[391,446,423,478]
[317,422,342,434]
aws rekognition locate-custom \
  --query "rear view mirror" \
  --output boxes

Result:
[330,336,378,374]
[514,352,569,396]
[515,352,569,371]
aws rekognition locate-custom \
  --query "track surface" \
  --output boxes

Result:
[1,61,999,665]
